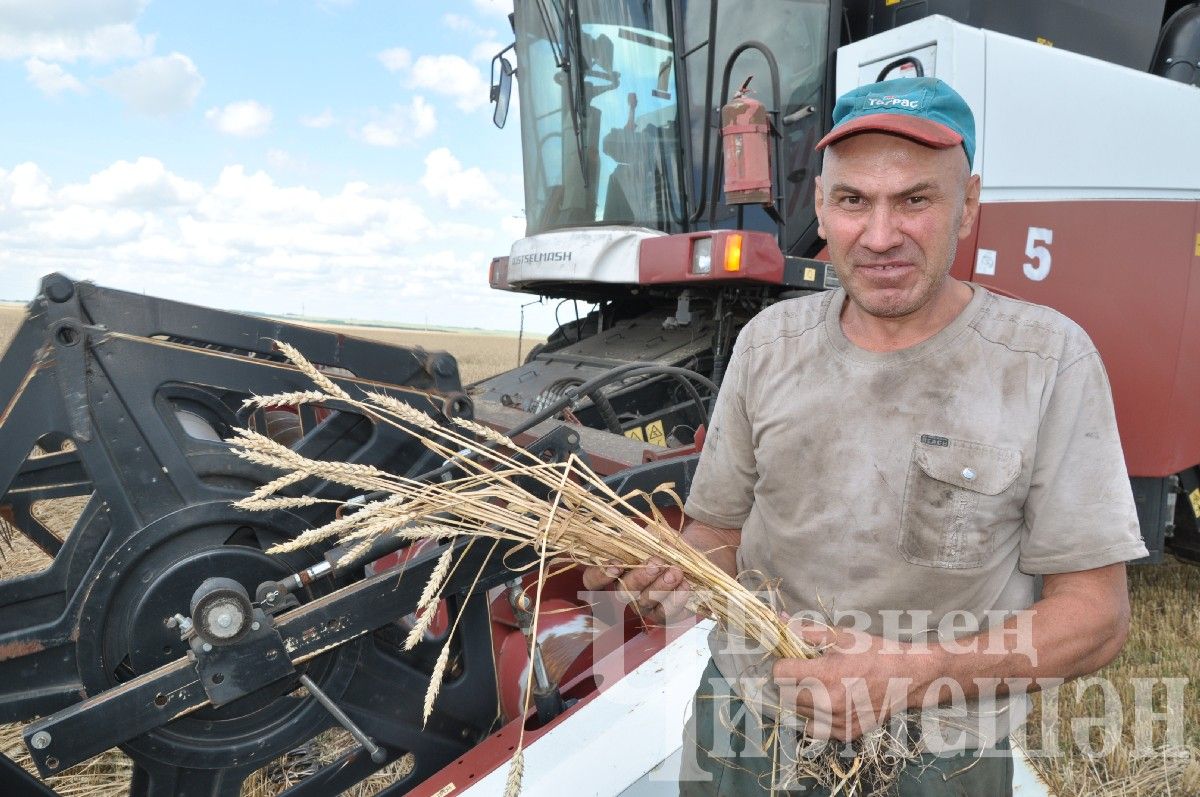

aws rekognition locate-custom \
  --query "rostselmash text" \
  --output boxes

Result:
[511,251,573,266]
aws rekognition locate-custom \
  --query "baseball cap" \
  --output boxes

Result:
[815,77,975,167]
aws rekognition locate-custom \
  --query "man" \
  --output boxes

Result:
[583,77,1148,795]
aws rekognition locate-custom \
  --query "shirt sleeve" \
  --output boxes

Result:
[683,335,758,529]
[1019,349,1148,573]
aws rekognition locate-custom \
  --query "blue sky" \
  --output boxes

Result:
[0,0,563,332]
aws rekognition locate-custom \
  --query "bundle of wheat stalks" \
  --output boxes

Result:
[233,343,915,796]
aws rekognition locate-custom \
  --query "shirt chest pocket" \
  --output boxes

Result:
[899,437,1022,569]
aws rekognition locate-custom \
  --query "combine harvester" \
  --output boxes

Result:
[0,1,1197,794]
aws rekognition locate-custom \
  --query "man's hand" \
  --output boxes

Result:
[772,621,936,743]
[771,564,1133,743]
[580,518,742,626]
[772,619,950,744]
[581,557,693,625]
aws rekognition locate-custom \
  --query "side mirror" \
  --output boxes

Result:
[490,46,516,129]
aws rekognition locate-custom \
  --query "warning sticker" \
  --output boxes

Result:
[1190,488,1200,518]
[645,420,666,447]
[803,266,817,282]
[431,785,456,797]
[625,427,645,442]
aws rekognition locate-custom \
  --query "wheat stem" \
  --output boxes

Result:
[273,340,352,400]
[420,539,500,725]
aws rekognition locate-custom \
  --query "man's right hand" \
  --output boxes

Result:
[581,556,693,625]
[580,518,742,626]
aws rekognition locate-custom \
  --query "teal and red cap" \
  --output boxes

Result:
[816,77,976,167]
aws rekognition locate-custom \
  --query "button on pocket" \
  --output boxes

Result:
[899,437,1021,569]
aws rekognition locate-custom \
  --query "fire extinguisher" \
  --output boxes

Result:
[720,77,774,207]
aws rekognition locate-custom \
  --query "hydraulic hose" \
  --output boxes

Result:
[589,389,625,435]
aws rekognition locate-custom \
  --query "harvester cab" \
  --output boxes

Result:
[473,0,840,451]
[495,0,832,278]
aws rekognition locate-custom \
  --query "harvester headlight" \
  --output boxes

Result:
[691,237,713,275]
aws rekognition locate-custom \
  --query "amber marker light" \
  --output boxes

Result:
[723,233,743,272]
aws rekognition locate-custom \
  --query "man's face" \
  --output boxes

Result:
[814,132,980,320]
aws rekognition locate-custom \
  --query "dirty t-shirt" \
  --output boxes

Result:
[683,284,1148,752]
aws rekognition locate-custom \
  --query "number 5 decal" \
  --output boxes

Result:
[1023,227,1054,281]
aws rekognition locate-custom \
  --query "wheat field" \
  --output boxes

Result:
[0,301,1195,796]
[300,322,533,386]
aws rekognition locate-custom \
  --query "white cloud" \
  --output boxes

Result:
[0,159,450,266]
[360,96,437,147]
[408,54,490,112]
[24,57,86,96]
[407,97,438,137]
[360,123,400,148]
[445,9,512,64]
[0,163,54,209]
[0,23,151,63]
[0,156,548,331]
[377,46,411,73]
[97,52,204,116]
[300,108,336,128]
[266,149,299,172]
[443,14,475,32]
[206,100,274,137]
[420,147,501,209]
[472,40,506,62]
[471,0,511,17]
[379,49,491,112]
[443,13,494,39]
[59,157,202,207]
[0,0,152,62]
[500,214,526,241]
[27,204,147,247]
[0,0,146,32]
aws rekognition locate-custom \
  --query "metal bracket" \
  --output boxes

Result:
[47,319,106,443]
[20,534,528,777]
[512,424,585,500]
[188,609,294,707]
[523,423,582,463]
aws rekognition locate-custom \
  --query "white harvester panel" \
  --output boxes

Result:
[507,227,665,287]
[834,15,1200,201]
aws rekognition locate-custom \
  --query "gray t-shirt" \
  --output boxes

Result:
[683,283,1148,751]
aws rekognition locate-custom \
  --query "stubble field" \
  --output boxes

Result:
[0,301,1195,796]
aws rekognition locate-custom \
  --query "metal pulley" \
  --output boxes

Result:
[190,577,254,646]
[720,78,774,206]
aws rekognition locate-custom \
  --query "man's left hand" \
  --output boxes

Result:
[772,620,938,742]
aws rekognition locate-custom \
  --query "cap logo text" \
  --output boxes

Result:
[866,95,922,110]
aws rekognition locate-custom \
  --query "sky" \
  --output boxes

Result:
[0,0,564,333]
